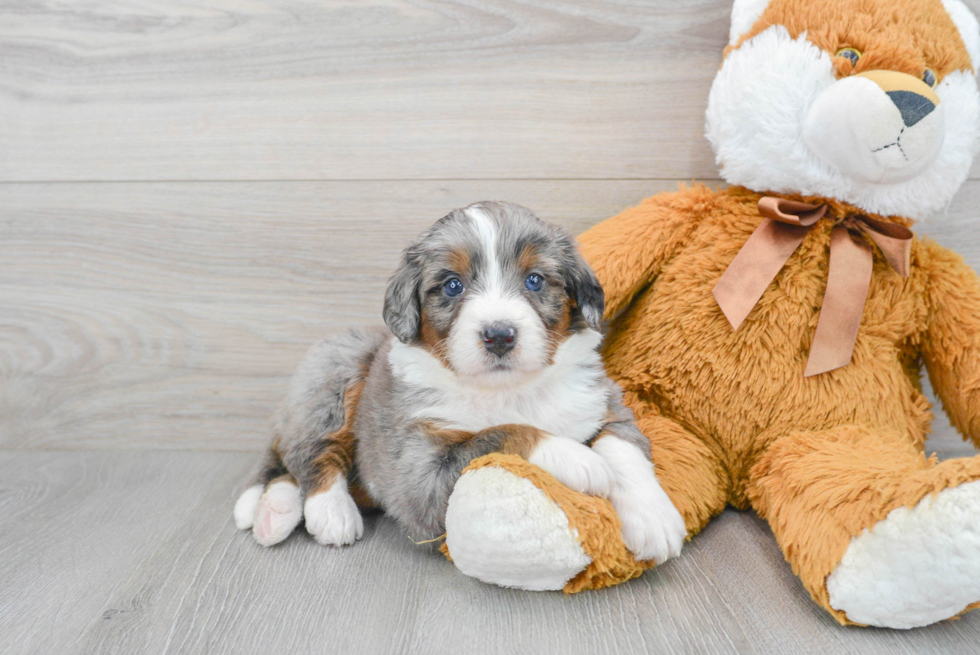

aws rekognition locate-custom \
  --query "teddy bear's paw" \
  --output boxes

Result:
[445,465,592,591]
[234,484,265,530]
[827,479,980,629]
[592,436,687,563]
[251,480,304,547]
[527,435,614,497]
[303,480,364,546]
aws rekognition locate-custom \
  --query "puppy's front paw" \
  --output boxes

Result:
[304,481,364,546]
[528,435,614,497]
[614,489,687,563]
[592,436,686,563]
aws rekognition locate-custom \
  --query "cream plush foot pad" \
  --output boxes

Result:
[827,479,980,629]
[445,466,591,590]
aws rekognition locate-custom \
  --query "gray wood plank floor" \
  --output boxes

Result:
[2,449,978,655]
[5,1,980,653]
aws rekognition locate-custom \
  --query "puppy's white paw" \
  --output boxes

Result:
[252,480,303,547]
[592,436,686,563]
[233,484,264,530]
[304,480,364,546]
[614,488,687,563]
[528,435,614,497]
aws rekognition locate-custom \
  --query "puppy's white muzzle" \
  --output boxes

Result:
[447,290,548,383]
[803,71,944,185]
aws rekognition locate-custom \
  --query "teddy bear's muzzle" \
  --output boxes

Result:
[802,69,945,185]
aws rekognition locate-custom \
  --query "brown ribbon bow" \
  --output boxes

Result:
[712,197,914,377]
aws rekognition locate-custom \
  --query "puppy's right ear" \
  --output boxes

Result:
[383,246,423,343]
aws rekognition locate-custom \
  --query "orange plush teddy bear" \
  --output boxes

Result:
[442,0,980,630]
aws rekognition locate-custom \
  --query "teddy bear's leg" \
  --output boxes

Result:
[748,425,980,628]
[444,454,656,593]
[634,408,730,536]
[443,407,729,593]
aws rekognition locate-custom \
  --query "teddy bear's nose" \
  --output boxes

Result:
[886,90,936,128]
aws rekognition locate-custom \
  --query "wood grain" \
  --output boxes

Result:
[5,0,980,183]
[3,179,979,455]
[2,450,954,655]
[0,450,254,655]
[0,179,677,450]
[0,0,731,182]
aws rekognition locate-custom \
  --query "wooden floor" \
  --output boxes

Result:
[3,2,980,653]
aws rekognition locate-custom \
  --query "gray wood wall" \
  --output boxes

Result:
[2,0,979,457]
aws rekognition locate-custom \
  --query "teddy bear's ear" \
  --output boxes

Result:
[943,0,980,72]
[729,0,771,46]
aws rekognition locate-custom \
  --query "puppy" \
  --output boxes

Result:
[234,201,686,563]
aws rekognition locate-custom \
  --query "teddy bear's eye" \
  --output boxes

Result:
[835,47,862,66]
[922,69,937,88]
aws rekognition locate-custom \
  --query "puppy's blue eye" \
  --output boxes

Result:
[444,278,465,297]
[525,273,544,292]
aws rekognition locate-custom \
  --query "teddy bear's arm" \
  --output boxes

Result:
[578,186,706,322]
[920,238,980,444]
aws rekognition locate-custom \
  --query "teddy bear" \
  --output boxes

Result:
[439,0,980,630]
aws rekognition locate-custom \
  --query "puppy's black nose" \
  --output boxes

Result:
[886,90,936,128]
[482,324,517,356]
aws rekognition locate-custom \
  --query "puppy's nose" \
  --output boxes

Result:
[886,90,936,127]
[481,324,517,356]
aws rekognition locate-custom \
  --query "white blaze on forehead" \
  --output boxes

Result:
[464,205,503,293]
[430,204,553,385]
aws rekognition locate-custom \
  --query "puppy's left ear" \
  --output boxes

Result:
[383,246,423,343]
[564,244,605,330]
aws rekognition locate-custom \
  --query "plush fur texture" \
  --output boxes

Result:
[708,0,980,220]
[573,182,980,626]
[445,454,655,593]
[826,479,980,628]
[444,463,594,591]
[445,0,980,623]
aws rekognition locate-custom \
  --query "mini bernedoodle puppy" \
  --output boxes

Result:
[234,201,686,564]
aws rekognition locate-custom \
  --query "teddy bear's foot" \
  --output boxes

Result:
[445,465,592,590]
[827,480,980,629]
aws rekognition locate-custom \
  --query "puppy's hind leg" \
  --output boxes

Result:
[253,474,304,547]
[302,380,366,547]
[235,441,304,547]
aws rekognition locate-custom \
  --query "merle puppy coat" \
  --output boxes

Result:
[234,202,685,564]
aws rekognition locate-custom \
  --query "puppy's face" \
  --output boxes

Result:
[383,202,604,386]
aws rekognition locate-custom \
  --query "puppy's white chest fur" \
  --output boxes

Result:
[388,330,610,442]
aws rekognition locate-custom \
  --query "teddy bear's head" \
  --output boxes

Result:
[707,0,980,219]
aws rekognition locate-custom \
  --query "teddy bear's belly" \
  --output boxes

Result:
[604,237,931,469]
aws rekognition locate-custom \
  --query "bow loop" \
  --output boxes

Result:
[712,197,915,377]
[852,214,913,277]
[758,196,828,226]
